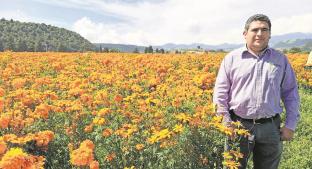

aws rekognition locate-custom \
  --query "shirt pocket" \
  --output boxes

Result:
[268,63,282,84]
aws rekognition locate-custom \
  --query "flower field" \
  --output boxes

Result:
[0,51,311,169]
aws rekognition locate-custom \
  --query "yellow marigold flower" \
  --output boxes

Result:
[175,113,191,123]
[222,160,240,169]
[92,117,105,125]
[173,124,184,133]
[0,147,45,169]
[135,144,145,151]
[231,121,243,128]
[124,166,135,169]
[223,152,233,160]
[98,108,111,116]
[234,129,250,137]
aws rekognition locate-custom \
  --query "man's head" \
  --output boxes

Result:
[244,14,271,32]
[243,14,271,55]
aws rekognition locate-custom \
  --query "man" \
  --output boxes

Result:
[213,14,300,169]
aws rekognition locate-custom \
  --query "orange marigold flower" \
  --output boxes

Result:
[89,160,100,169]
[105,152,116,162]
[34,104,51,119]
[34,130,55,147]
[0,88,5,97]
[84,124,94,133]
[114,94,123,103]
[11,78,27,89]
[70,140,95,166]
[102,128,113,137]
[0,139,7,155]
[0,98,4,112]
[0,115,11,129]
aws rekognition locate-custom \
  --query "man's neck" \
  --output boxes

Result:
[246,45,268,57]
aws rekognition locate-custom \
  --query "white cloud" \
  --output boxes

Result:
[0,10,31,22]
[273,13,312,35]
[5,0,312,45]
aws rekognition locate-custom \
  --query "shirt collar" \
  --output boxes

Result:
[242,44,270,58]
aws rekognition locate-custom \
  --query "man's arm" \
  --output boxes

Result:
[280,57,300,140]
[213,56,232,124]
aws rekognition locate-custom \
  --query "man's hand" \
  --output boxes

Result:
[280,126,294,141]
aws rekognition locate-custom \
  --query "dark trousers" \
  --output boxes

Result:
[226,115,283,169]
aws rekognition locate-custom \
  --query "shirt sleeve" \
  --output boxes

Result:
[213,55,232,124]
[281,57,300,131]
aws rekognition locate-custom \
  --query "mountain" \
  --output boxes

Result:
[273,39,312,50]
[269,32,312,46]
[153,33,312,52]
[94,43,146,53]
[155,43,243,51]
[0,18,95,52]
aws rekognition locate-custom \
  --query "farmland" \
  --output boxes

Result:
[0,52,311,169]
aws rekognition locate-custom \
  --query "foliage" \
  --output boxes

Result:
[0,51,311,169]
[0,18,95,52]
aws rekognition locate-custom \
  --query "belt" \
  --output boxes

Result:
[229,110,279,124]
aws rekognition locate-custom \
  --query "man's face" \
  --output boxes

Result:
[243,20,271,53]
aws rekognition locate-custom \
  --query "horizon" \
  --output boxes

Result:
[1,0,312,46]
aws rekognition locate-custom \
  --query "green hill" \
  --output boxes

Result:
[0,18,95,52]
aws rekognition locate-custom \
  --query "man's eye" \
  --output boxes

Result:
[262,28,269,31]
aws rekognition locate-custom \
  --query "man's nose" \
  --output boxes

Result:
[256,29,263,35]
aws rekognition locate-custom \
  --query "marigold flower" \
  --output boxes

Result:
[173,124,184,133]
[0,139,7,155]
[0,88,5,97]
[0,148,45,169]
[114,94,123,103]
[105,152,116,162]
[135,144,145,151]
[0,115,11,129]
[102,128,113,137]
[70,140,95,166]
[0,98,4,112]
[89,160,100,169]
[84,124,94,133]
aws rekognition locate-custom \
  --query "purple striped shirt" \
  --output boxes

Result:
[213,46,300,131]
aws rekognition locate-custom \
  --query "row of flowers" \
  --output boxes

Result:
[0,51,310,169]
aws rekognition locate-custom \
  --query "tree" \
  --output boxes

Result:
[144,46,153,53]
[133,47,139,53]
[103,47,109,53]
[34,39,44,52]
[57,42,67,52]
[289,47,301,53]
[148,46,153,53]
[159,48,165,54]
[0,18,95,52]
[16,39,28,52]
[0,40,3,51]
[5,36,15,51]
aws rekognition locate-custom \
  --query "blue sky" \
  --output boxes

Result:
[1,0,312,45]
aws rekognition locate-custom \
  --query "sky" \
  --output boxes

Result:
[1,0,312,46]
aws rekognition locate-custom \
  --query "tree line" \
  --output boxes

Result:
[0,18,95,52]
